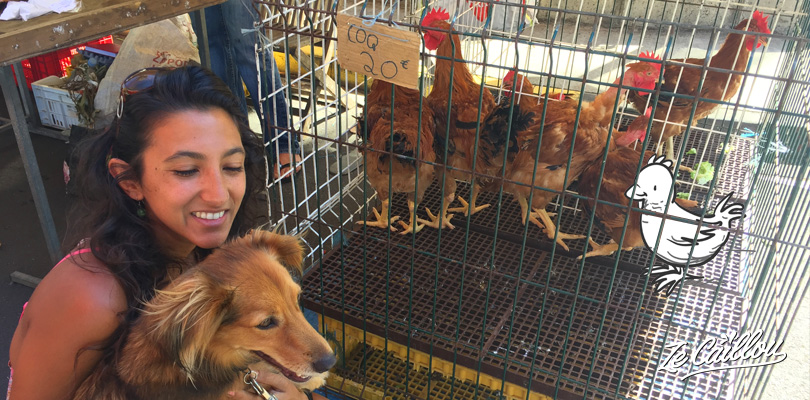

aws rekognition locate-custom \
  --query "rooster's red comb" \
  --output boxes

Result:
[639,51,662,75]
[644,106,652,118]
[504,70,516,83]
[752,10,771,34]
[422,7,450,27]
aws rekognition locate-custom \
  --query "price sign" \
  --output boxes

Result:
[336,13,421,90]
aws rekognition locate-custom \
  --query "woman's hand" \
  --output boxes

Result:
[225,369,321,400]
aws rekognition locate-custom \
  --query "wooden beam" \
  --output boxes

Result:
[0,0,226,65]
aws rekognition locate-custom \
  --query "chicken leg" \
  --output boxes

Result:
[577,238,636,260]
[421,193,456,230]
[448,183,490,216]
[398,199,424,234]
[665,137,694,174]
[531,208,585,252]
[357,199,400,231]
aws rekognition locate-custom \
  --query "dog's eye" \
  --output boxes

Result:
[257,317,278,330]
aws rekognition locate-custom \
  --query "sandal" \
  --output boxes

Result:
[272,153,303,183]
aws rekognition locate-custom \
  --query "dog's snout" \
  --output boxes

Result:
[312,353,337,373]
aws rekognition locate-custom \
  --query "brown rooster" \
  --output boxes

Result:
[422,7,498,227]
[577,109,700,259]
[357,80,436,234]
[494,61,659,251]
[627,10,771,166]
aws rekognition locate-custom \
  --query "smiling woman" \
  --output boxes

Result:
[6,66,320,400]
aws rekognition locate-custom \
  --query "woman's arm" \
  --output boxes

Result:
[8,260,125,400]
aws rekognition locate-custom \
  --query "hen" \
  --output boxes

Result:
[492,61,659,251]
[626,155,744,295]
[501,71,573,109]
[422,7,498,227]
[627,11,771,166]
[357,80,436,234]
[577,109,699,259]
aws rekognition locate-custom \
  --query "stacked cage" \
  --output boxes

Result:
[255,0,809,398]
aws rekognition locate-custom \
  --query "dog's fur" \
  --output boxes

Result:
[72,231,335,400]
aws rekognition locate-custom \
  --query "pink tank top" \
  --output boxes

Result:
[6,248,93,400]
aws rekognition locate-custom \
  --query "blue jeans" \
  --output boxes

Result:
[191,0,300,159]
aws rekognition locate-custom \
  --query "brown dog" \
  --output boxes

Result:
[73,231,336,399]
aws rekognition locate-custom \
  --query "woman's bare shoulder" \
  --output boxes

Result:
[8,253,129,399]
[27,252,127,324]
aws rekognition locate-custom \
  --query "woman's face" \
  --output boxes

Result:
[130,108,247,255]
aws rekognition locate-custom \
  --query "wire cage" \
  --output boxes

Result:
[252,0,809,398]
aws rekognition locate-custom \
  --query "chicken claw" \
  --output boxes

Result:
[532,208,584,252]
[648,264,703,296]
[398,200,424,234]
[578,238,619,259]
[357,199,400,231]
[448,196,490,216]
[420,207,455,230]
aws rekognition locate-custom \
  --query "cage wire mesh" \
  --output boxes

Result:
[250,0,810,398]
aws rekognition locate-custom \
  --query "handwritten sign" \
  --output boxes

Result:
[336,13,421,90]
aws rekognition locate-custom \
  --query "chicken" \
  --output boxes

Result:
[357,80,436,234]
[469,100,537,196]
[500,71,573,109]
[625,155,744,295]
[627,11,771,167]
[490,61,659,251]
[422,7,498,227]
[577,109,699,259]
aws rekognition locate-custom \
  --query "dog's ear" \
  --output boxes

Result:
[250,231,305,272]
[141,269,234,381]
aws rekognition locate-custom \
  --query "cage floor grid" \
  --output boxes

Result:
[304,208,745,399]
[302,117,751,399]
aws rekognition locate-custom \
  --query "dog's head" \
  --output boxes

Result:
[140,230,336,390]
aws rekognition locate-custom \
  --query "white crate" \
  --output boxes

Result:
[31,76,80,130]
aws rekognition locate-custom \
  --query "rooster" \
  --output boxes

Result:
[625,155,744,295]
[357,80,436,234]
[577,109,699,259]
[422,7,498,227]
[627,11,771,168]
[491,61,659,251]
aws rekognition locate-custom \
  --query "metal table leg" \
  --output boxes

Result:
[0,65,62,264]
[189,9,211,70]
[12,61,36,121]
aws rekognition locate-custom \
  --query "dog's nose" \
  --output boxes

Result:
[313,353,337,373]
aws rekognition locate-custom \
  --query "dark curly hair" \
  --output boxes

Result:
[63,65,268,370]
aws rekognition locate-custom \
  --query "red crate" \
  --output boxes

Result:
[14,35,114,89]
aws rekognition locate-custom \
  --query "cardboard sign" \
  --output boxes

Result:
[336,13,421,90]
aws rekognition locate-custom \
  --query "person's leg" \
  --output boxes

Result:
[265,52,301,180]
[220,0,301,179]
[190,4,249,114]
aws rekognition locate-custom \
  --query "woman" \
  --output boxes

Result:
[7,66,324,400]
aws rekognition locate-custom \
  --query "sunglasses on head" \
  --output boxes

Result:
[116,67,172,118]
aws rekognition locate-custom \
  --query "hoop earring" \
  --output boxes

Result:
[137,200,146,218]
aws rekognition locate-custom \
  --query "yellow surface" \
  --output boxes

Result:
[318,314,554,400]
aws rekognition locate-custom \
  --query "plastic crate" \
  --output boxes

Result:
[14,36,114,89]
[31,76,80,130]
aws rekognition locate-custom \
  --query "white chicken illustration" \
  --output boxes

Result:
[625,155,745,296]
